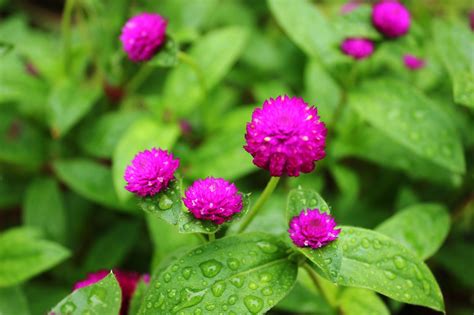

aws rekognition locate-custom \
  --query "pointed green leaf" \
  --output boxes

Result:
[376,204,450,260]
[149,36,178,67]
[50,272,121,315]
[0,227,70,287]
[129,277,149,315]
[139,233,297,315]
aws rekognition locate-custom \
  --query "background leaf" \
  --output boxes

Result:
[0,286,30,315]
[376,203,450,260]
[338,288,389,315]
[50,272,121,315]
[139,233,297,315]
[0,227,70,287]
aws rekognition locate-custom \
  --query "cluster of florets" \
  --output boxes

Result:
[340,1,424,69]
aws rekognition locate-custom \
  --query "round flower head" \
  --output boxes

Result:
[341,38,375,60]
[470,11,474,31]
[120,13,167,62]
[372,1,411,38]
[288,209,341,249]
[244,96,327,177]
[403,54,425,70]
[183,177,243,224]
[73,269,144,315]
[124,148,179,197]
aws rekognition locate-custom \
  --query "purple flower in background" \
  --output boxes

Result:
[120,13,167,62]
[288,209,340,249]
[74,270,147,315]
[403,54,425,70]
[183,177,243,224]
[124,148,179,197]
[244,96,326,177]
[341,1,361,14]
[341,38,375,59]
[372,1,411,38]
[470,11,474,31]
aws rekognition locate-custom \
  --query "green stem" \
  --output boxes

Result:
[194,233,207,244]
[61,0,76,74]
[303,263,336,308]
[177,51,207,97]
[208,233,216,242]
[127,64,154,94]
[238,176,280,233]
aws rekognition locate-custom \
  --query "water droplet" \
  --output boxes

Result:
[361,238,370,248]
[193,249,203,255]
[309,199,318,207]
[244,295,264,314]
[171,288,206,312]
[257,241,278,253]
[262,287,273,296]
[230,276,244,288]
[88,287,106,306]
[384,271,396,280]
[406,280,414,288]
[159,195,173,210]
[154,282,161,289]
[259,272,272,282]
[172,265,179,272]
[163,273,171,283]
[248,282,258,290]
[227,258,240,270]
[205,303,216,311]
[222,305,228,311]
[154,293,165,308]
[404,293,411,299]
[199,259,223,278]
[422,280,430,294]
[182,267,192,280]
[393,256,406,269]
[194,308,202,315]
[373,239,382,249]
[228,294,238,305]
[61,302,76,313]
[211,281,226,297]
[167,289,177,298]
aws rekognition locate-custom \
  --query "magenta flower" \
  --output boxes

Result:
[372,1,411,38]
[74,269,147,315]
[244,96,326,177]
[119,13,167,62]
[289,209,341,249]
[403,54,425,70]
[470,11,474,31]
[124,148,179,197]
[341,38,375,59]
[183,177,243,224]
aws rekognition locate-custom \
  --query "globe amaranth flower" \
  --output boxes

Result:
[288,209,341,249]
[244,96,327,177]
[183,177,243,224]
[124,148,179,197]
[120,13,167,62]
[403,54,425,70]
[73,269,148,315]
[341,38,375,60]
[372,1,411,38]
[470,11,474,31]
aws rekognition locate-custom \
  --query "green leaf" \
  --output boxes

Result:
[286,188,341,282]
[138,233,297,315]
[163,26,248,116]
[24,282,70,315]
[333,5,381,40]
[50,272,121,315]
[53,159,135,212]
[433,20,474,108]
[23,177,66,244]
[0,41,13,56]
[0,111,48,169]
[129,278,149,315]
[376,203,450,260]
[348,79,465,174]
[149,36,178,67]
[83,221,140,273]
[267,0,336,58]
[179,193,250,234]
[0,286,30,315]
[0,227,70,287]
[139,179,183,225]
[334,227,444,312]
[276,281,333,314]
[338,288,389,315]
[47,80,100,138]
[77,110,145,159]
[304,59,341,123]
[113,117,180,202]
[435,241,474,288]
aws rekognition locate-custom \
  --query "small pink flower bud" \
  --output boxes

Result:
[403,54,425,70]
[372,1,411,38]
[341,38,375,60]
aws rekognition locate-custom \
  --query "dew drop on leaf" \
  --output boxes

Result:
[256,241,278,253]
[211,280,226,297]
[158,195,173,210]
[199,259,223,278]
[393,256,407,269]
[244,295,264,314]
[182,267,192,280]
[226,258,240,270]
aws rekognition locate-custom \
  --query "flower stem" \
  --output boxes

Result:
[127,64,154,95]
[177,51,207,97]
[208,233,216,242]
[238,176,280,233]
[61,0,76,74]
[302,263,336,308]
